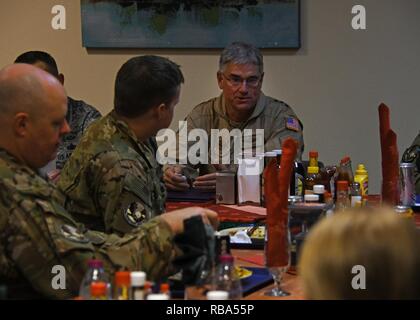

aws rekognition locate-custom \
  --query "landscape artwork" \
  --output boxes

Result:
[81,0,300,48]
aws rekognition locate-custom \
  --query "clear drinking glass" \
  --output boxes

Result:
[264,227,291,297]
[184,268,213,300]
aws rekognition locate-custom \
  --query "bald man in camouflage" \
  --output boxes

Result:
[0,64,218,299]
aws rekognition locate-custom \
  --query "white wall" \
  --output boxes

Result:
[1,0,419,193]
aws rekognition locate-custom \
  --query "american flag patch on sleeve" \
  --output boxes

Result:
[286,117,300,132]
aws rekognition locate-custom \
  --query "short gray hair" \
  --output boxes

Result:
[219,42,263,74]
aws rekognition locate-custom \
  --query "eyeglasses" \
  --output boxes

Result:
[221,73,262,88]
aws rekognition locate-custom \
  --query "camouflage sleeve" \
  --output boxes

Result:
[96,217,179,281]
[264,104,304,160]
[2,196,178,298]
[1,197,97,299]
[94,160,154,234]
[80,106,102,135]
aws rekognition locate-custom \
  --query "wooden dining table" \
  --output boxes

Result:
[232,249,304,300]
[167,198,420,300]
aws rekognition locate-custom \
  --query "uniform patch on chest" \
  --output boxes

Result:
[123,202,146,227]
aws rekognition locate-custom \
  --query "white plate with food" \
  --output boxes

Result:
[219,226,266,240]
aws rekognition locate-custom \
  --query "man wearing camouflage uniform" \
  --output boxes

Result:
[0,63,218,299]
[402,131,420,195]
[164,42,304,191]
[14,51,102,181]
[58,56,183,235]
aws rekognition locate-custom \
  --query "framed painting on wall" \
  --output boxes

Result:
[81,0,300,48]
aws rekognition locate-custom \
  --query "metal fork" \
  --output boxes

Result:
[246,219,265,237]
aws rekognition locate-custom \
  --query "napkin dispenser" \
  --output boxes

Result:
[237,156,263,205]
[288,202,333,266]
[289,202,332,224]
[216,172,236,204]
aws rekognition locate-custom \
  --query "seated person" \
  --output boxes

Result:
[0,63,218,299]
[402,131,420,195]
[163,42,304,191]
[299,207,420,299]
[58,55,184,234]
[14,51,102,181]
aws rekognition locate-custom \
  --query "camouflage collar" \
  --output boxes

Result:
[0,148,37,174]
[0,148,55,199]
[0,148,18,164]
[106,111,157,167]
[108,110,141,144]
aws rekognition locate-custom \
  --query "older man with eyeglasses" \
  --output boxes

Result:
[164,42,304,191]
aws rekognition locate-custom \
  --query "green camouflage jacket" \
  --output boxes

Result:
[0,149,177,299]
[402,131,420,194]
[58,111,166,235]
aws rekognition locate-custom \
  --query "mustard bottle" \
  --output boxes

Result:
[309,150,319,167]
[305,166,320,195]
[354,164,368,196]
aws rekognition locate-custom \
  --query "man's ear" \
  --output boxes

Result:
[259,72,265,86]
[58,73,65,85]
[156,103,167,119]
[13,112,30,137]
[217,71,223,90]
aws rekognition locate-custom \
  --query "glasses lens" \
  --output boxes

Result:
[247,77,260,87]
[224,74,260,87]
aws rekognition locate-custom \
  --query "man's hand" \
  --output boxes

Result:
[159,207,219,234]
[192,173,216,191]
[164,165,190,191]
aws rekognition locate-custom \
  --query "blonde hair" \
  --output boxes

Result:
[299,207,420,299]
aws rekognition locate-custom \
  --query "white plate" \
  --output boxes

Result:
[219,226,265,240]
